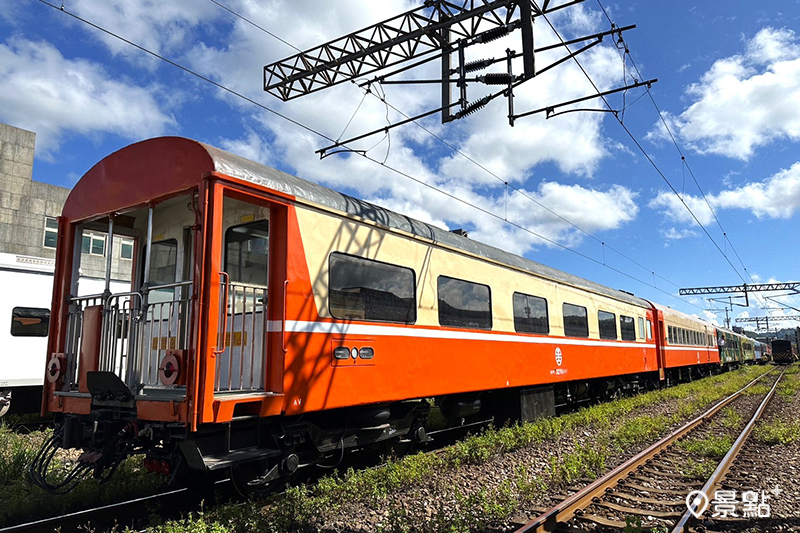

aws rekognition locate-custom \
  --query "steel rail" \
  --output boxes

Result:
[514,367,776,533]
[671,366,788,532]
[0,479,229,533]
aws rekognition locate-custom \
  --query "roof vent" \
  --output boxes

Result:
[451,228,468,238]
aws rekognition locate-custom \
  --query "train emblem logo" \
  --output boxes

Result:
[555,347,563,366]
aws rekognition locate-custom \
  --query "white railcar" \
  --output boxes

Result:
[0,252,129,416]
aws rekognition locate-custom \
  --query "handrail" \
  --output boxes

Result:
[146,280,193,291]
[282,280,288,352]
[213,272,230,356]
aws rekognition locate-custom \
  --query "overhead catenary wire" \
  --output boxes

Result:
[34,0,705,310]
[533,1,747,286]
[201,0,687,293]
[595,0,768,311]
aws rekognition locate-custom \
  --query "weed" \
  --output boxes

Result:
[721,407,742,429]
[676,435,733,460]
[681,457,715,480]
[549,442,608,486]
[613,415,669,449]
[755,420,800,445]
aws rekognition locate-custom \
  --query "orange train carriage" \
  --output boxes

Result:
[33,137,741,493]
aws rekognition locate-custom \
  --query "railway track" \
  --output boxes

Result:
[0,480,228,533]
[515,366,786,533]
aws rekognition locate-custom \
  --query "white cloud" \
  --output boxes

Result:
[662,227,699,240]
[648,191,716,226]
[700,310,720,325]
[0,37,175,158]
[650,161,800,223]
[68,0,218,68]
[15,1,640,257]
[653,27,800,160]
[219,129,275,166]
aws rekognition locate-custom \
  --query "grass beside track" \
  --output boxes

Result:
[121,365,772,533]
[0,424,162,528]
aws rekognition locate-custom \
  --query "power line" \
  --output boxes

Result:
[595,0,764,309]
[33,0,705,310]
[204,0,686,292]
[534,1,747,285]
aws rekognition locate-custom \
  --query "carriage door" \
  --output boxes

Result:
[215,195,271,393]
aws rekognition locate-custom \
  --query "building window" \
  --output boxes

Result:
[120,238,134,260]
[620,315,636,341]
[81,232,106,256]
[638,317,645,339]
[43,217,58,249]
[513,292,549,334]
[438,276,491,329]
[11,307,50,337]
[329,253,416,323]
[225,220,269,286]
[563,303,589,338]
[598,310,617,340]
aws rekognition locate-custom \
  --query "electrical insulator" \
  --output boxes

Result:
[480,73,514,85]
[454,95,492,119]
[475,25,512,43]
[460,58,495,74]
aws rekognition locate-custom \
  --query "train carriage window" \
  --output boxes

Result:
[620,315,636,341]
[148,239,178,286]
[225,220,269,286]
[563,303,589,338]
[646,319,652,340]
[438,276,491,329]
[513,292,549,334]
[11,307,50,337]
[330,253,416,323]
[638,317,645,339]
[598,310,617,340]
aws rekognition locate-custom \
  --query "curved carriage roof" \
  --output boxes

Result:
[65,136,649,308]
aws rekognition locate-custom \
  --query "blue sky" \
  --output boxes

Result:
[2,0,800,329]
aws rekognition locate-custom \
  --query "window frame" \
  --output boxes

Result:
[597,310,618,340]
[10,307,50,337]
[81,231,106,257]
[328,252,417,324]
[148,238,179,287]
[620,315,636,341]
[437,275,492,330]
[43,216,58,249]
[225,219,270,287]
[119,237,134,260]
[512,292,549,335]
[562,302,589,338]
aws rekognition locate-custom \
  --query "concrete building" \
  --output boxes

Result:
[0,122,132,281]
[0,124,69,260]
